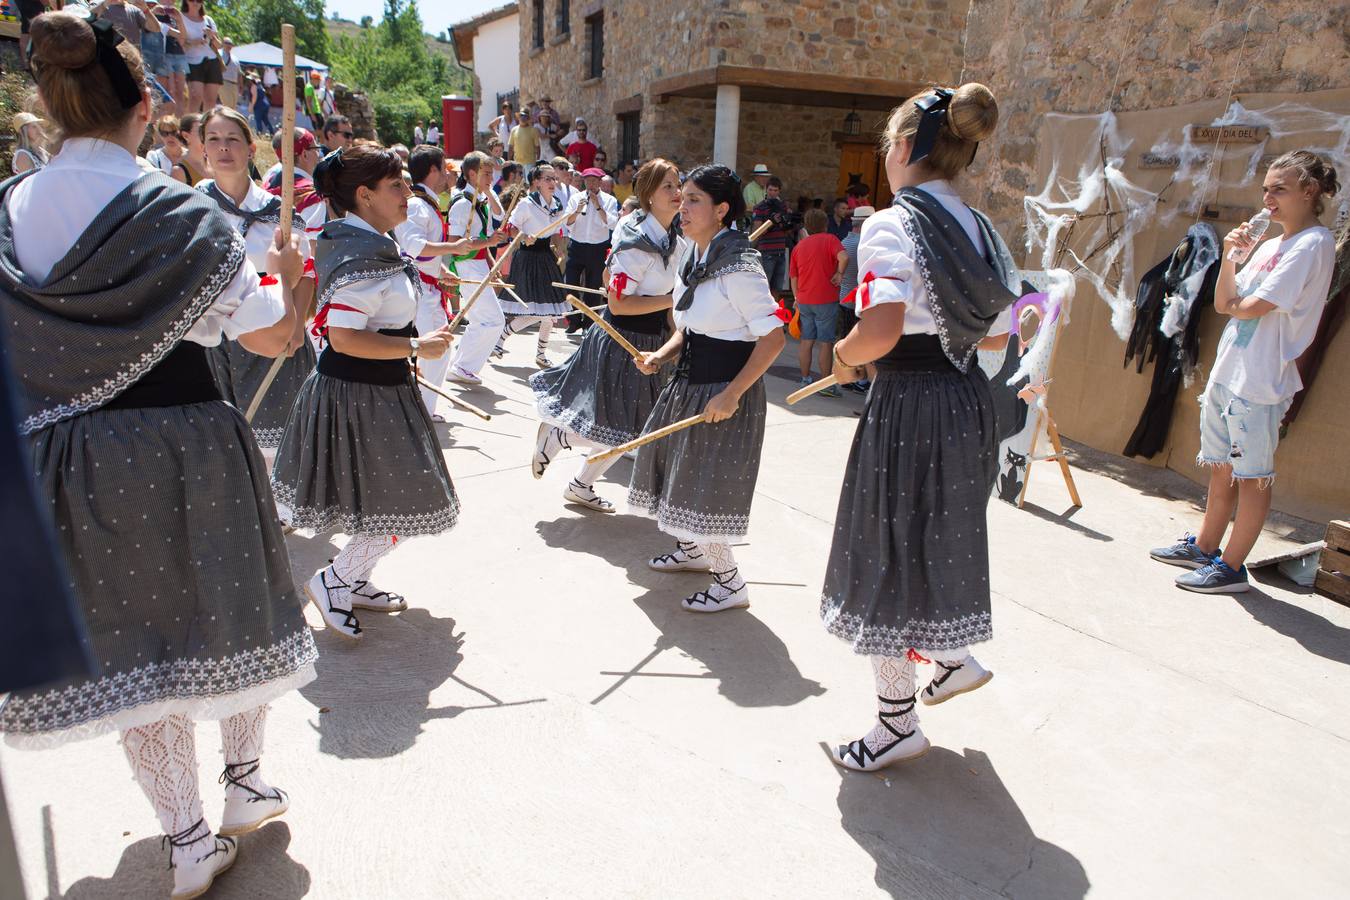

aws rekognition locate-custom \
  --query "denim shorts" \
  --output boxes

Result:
[797,302,838,341]
[140,32,167,76]
[1197,382,1291,483]
[163,53,190,76]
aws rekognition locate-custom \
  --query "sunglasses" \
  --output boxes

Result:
[332,130,354,138]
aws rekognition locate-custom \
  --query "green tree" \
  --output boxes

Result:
[329,0,453,143]
[206,0,331,63]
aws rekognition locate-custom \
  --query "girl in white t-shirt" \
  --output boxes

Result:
[1153,150,1339,594]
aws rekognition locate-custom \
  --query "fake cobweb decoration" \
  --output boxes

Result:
[1023,101,1350,340]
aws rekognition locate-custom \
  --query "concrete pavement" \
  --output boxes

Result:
[3,330,1348,898]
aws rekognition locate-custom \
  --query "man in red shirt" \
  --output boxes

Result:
[564,122,598,170]
[789,208,848,395]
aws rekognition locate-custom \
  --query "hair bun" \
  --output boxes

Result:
[31,10,97,71]
[948,82,999,143]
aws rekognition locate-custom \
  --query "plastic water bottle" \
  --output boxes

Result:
[1227,208,1271,264]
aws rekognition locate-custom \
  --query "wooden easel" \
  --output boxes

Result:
[1014,275,1082,510]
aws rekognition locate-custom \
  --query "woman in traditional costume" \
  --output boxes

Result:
[821,83,1018,771]
[197,106,317,451]
[627,164,786,612]
[500,162,571,368]
[270,143,459,641]
[529,158,683,512]
[0,11,317,897]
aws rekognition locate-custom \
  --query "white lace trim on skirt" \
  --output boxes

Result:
[627,487,751,544]
[820,597,992,654]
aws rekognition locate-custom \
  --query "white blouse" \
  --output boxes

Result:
[395,182,449,279]
[209,180,312,274]
[6,138,283,347]
[671,229,782,342]
[857,180,1011,336]
[323,214,420,333]
[511,194,563,238]
[608,213,684,297]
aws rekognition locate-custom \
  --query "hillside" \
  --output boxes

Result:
[325,16,472,94]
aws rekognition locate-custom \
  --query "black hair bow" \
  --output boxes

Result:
[312,148,345,191]
[87,15,143,110]
[907,88,953,166]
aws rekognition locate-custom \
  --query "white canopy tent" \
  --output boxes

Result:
[230,41,329,73]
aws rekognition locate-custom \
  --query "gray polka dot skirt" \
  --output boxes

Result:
[270,371,460,537]
[0,401,319,747]
[207,338,317,448]
[529,319,669,448]
[627,376,766,544]
[820,368,998,655]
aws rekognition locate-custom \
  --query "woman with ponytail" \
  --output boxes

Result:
[271,143,461,642]
[820,83,1019,771]
[0,10,316,896]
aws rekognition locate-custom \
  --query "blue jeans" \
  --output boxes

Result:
[140,32,168,76]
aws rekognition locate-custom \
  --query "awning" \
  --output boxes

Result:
[651,65,917,111]
[230,41,329,73]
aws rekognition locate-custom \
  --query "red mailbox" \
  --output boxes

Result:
[442,95,474,158]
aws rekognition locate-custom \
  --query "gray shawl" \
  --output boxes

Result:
[0,170,246,434]
[314,219,420,318]
[611,210,680,266]
[197,180,282,237]
[892,186,1020,372]
[677,228,764,311]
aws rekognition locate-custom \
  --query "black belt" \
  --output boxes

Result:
[674,330,755,384]
[874,334,959,373]
[519,240,557,254]
[317,324,416,386]
[605,307,667,336]
[105,341,222,409]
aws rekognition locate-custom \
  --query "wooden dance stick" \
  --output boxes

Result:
[245,24,298,425]
[584,414,706,465]
[415,375,492,421]
[454,278,515,290]
[564,294,643,361]
[749,219,774,242]
[448,211,573,331]
[786,374,839,405]
[551,281,607,296]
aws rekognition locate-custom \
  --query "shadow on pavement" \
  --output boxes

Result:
[1018,501,1113,542]
[61,822,309,900]
[834,747,1089,899]
[1233,587,1350,667]
[535,514,826,709]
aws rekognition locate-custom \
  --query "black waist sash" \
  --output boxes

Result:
[675,330,755,385]
[875,334,960,373]
[520,239,556,255]
[318,323,417,386]
[605,307,667,336]
[105,341,222,409]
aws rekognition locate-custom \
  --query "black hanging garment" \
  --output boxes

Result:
[1123,224,1219,458]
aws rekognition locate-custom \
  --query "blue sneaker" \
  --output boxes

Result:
[1175,559,1250,594]
[1149,534,1217,570]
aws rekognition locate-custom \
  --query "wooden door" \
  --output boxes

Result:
[836,142,890,208]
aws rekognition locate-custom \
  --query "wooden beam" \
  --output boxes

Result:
[650,65,917,109]
[612,93,644,116]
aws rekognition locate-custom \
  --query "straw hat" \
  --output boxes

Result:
[12,112,43,133]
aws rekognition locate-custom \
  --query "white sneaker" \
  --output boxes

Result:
[532,423,569,480]
[447,367,482,385]
[351,579,408,612]
[169,833,237,900]
[834,724,930,772]
[219,782,289,837]
[920,657,993,706]
[648,541,711,572]
[564,480,615,512]
[681,572,750,613]
[304,568,362,641]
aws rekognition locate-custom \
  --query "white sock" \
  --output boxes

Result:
[333,534,398,586]
[219,705,272,799]
[537,317,554,350]
[574,450,617,488]
[121,714,212,856]
[859,654,918,754]
[698,542,746,596]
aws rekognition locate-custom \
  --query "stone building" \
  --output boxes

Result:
[517,0,964,208]
[450,3,521,134]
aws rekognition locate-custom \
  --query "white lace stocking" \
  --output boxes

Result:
[575,451,618,488]
[698,542,746,593]
[860,654,918,754]
[333,534,398,585]
[536,317,554,348]
[219,705,271,798]
[121,714,210,853]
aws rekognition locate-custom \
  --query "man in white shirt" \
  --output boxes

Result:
[559,116,585,149]
[562,167,619,333]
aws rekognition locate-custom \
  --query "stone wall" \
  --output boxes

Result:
[961,0,1350,243]
[333,83,378,141]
